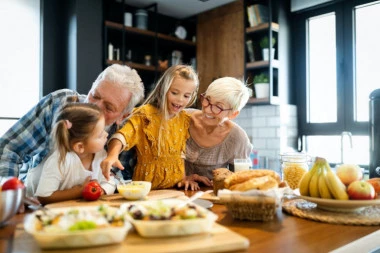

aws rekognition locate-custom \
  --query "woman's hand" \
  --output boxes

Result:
[192,174,213,187]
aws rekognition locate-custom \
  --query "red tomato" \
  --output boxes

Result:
[82,181,102,201]
[2,177,25,191]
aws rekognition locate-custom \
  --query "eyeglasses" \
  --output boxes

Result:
[200,93,233,115]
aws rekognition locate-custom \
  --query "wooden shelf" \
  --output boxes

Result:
[157,33,196,46]
[105,20,196,46]
[246,60,279,69]
[106,60,157,72]
[247,96,280,105]
[246,22,279,33]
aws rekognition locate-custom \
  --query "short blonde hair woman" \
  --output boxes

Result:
[179,77,253,190]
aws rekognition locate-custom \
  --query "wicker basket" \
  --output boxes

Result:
[218,188,287,221]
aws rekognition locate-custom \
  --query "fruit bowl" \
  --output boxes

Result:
[0,188,25,227]
[294,190,380,212]
[117,181,151,200]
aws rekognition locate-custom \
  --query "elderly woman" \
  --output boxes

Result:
[178,77,253,190]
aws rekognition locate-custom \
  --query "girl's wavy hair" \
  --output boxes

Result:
[142,64,199,120]
[52,103,102,167]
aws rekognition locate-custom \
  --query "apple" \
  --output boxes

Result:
[82,181,102,201]
[347,181,376,200]
[2,177,25,191]
[336,164,363,186]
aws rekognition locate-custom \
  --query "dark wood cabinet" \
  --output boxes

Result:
[103,0,197,94]
[244,0,293,105]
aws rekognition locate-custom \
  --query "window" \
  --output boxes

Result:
[0,0,40,136]
[294,0,380,167]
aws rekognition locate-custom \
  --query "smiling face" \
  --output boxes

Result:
[166,77,197,118]
[201,95,234,125]
[86,80,132,127]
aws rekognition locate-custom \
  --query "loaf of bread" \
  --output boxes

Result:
[229,175,279,191]
[212,168,234,195]
[224,169,281,189]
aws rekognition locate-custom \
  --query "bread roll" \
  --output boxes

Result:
[212,168,234,195]
[229,175,279,191]
[224,169,281,189]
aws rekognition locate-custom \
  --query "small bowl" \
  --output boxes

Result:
[0,188,25,227]
[117,181,151,200]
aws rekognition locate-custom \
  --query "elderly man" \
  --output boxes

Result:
[0,64,144,182]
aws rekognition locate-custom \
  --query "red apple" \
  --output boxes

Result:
[2,177,25,191]
[347,181,376,200]
[336,164,363,186]
[82,181,102,201]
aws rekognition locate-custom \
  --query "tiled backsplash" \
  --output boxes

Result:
[234,104,298,171]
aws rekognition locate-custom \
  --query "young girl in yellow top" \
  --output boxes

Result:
[101,65,199,189]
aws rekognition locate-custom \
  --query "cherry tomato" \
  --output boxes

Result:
[2,177,25,191]
[82,181,102,201]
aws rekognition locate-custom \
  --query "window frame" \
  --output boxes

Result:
[294,0,371,140]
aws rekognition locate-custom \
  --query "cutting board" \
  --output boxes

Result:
[14,222,249,253]
[45,190,185,208]
[200,191,222,204]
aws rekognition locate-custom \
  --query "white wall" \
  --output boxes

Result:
[234,104,298,172]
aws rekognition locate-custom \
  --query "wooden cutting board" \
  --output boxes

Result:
[45,190,185,208]
[14,222,249,253]
[200,191,222,204]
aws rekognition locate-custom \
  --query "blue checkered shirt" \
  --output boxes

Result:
[0,89,136,181]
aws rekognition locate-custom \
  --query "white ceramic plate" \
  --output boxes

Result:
[193,199,213,209]
[121,199,217,237]
[294,191,380,212]
[24,206,132,249]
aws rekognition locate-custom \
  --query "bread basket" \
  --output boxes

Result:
[218,186,290,221]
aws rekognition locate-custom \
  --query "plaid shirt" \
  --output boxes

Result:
[0,89,136,181]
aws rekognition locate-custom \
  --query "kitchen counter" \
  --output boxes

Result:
[1,190,380,253]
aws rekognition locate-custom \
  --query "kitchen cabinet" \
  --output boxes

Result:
[103,0,197,94]
[197,1,245,95]
[244,0,292,105]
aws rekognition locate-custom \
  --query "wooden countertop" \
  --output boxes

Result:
[1,189,380,253]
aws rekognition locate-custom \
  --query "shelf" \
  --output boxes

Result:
[157,34,196,46]
[247,96,280,105]
[246,60,279,69]
[106,60,157,72]
[105,20,196,46]
[246,22,279,34]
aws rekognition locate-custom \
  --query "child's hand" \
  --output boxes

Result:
[177,179,200,191]
[100,155,124,180]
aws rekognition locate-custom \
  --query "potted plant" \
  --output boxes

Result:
[253,73,269,98]
[260,36,276,61]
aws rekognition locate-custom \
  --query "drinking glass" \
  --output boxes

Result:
[234,159,251,172]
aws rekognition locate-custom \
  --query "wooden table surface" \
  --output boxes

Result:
[1,189,380,253]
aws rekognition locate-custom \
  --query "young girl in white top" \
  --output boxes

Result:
[26,103,115,204]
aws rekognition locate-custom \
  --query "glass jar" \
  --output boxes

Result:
[280,153,309,190]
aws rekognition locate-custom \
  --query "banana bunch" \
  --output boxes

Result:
[298,157,349,200]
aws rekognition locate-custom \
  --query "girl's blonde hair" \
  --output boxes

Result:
[143,64,199,120]
[52,103,103,167]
